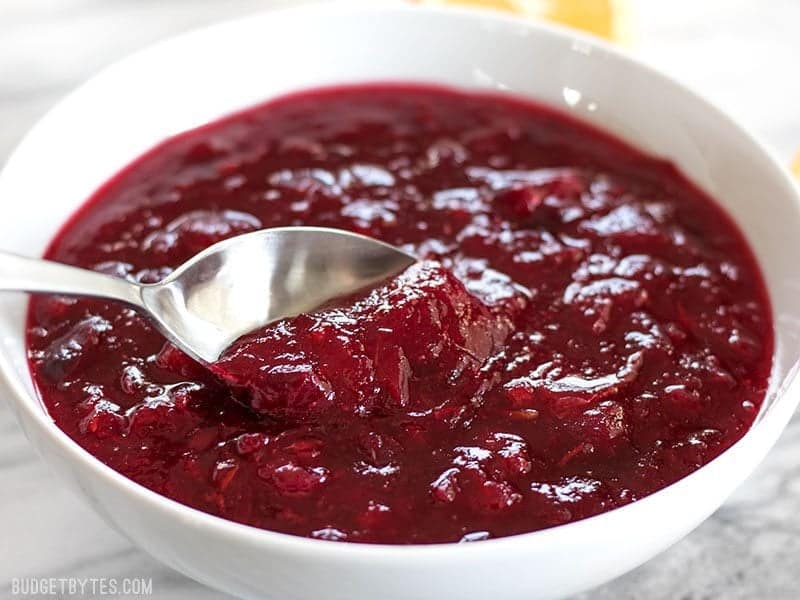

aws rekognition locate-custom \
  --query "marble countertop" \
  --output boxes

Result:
[2,1,799,598]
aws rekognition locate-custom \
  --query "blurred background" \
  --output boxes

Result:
[1,1,799,598]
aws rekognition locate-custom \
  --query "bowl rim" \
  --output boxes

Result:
[2,0,799,561]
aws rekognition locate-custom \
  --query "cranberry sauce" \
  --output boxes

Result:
[27,84,773,544]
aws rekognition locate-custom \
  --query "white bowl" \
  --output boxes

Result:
[1,3,799,599]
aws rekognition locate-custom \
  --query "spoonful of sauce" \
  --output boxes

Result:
[0,226,417,363]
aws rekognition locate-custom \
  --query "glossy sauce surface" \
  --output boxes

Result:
[27,85,772,543]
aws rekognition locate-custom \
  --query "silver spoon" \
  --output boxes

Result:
[0,226,417,363]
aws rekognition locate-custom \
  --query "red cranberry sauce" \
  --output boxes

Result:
[27,84,772,544]
[213,260,523,421]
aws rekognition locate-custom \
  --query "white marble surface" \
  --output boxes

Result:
[1,1,799,598]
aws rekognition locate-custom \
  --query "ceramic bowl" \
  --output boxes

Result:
[1,3,799,599]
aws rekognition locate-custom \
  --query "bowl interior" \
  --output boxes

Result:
[1,0,799,493]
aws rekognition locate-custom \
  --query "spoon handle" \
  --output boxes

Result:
[0,251,144,307]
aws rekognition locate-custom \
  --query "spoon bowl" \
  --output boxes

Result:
[0,226,417,363]
[143,226,417,362]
